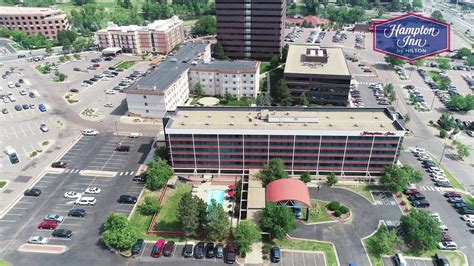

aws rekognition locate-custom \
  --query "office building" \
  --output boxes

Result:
[215,0,286,60]
[284,45,351,106]
[188,60,260,98]
[0,7,69,39]
[123,42,210,118]
[162,107,405,177]
[96,16,184,54]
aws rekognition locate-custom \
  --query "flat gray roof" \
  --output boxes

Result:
[190,60,259,73]
[124,42,208,94]
[164,107,405,132]
[284,45,350,76]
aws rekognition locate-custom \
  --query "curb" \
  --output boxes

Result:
[18,244,67,254]
[360,220,387,266]
[285,235,340,266]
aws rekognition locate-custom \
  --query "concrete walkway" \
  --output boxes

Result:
[244,242,263,265]
[290,186,402,266]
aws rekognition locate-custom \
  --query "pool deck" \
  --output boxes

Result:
[192,182,233,215]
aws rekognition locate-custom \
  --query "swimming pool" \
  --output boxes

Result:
[208,190,225,206]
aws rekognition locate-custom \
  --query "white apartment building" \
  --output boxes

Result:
[124,42,211,118]
[188,61,260,98]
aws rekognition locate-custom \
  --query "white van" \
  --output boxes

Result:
[75,197,96,206]
[8,95,16,102]
[394,253,407,266]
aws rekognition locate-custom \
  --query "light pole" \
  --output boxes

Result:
[429,93,436,111]
[114,121,118,135]
[439,144,447,165]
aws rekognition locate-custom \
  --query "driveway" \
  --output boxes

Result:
[290,187,402,266]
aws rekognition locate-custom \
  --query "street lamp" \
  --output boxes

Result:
[439,144,448,165]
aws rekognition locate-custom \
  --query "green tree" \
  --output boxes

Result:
[57,30,77,46]
[436,58,451,70]
[206,199,230,241]
[384,56,405,67]
[454,141,470,160]
[381,165,423,192]
[270,55,280,69]
[194,83,204,97]
[45,43,53,55]
[0,27,11,38]
[282,43,289,62]
[412,0,423,9]
[234,221,261,256]
[439,129,448,139]
[102,212,138,251]
[117,0,133,9]
[260,202,296,240]
[300,172,312,184]
[430,10,445,22]
[383,83,396,104]
[448,94,474,111]
[222,91,234,103]
[154,146,170,162]
[138,196,161,215]
[454,47,471,59]
[367,227,402,256]
[298,92,309,106]
[401,209,443,253]
[437,112,456,130]
[62,39,72,54]
[177,192,200,238]
[145,158,174,191]
[256,93,269,106]
[413,58,426,68]
[213,41,226,59]
[326,172,338,186]
[270,79,292,106]
[467,55,474,66]
[257,158,288,187]
[192,16,217,36]
[104,212,128,231]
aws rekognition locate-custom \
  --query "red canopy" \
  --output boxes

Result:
[227,191,236,197]
[266,178,311,207]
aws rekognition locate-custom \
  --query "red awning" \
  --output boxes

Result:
[265,179,311,207]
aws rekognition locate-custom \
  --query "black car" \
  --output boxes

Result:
[182,242,194,257]
[52,229,73,238]
[14,105,22,111]
[215,243,224,258]
[412,199,430,208]
[29,92,36,98]
[132,175,146,182]
[22,104,29,110]
[108,67,116,71]
[118,195,137,204]
[90,77,99,82]
[131,239,144,255]
[68,208,86,217]
[18,79,24,84]
[409,193,426,201]
[69,88,79,93]
[436,181,453,188]
[205,242,215,258]
[452,202,468,209]
[434,253,449,266]
[51,161,68,168]
[458,207,474,215]
[24,188,41,196]
[194,242,205,259]
[270,246,281,263]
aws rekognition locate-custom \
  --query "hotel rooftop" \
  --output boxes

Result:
[164,107,405,132]
[284,45,350,76]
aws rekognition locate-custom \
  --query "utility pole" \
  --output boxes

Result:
[439,144,447,165]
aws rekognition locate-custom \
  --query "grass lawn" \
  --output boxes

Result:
[220,97,255,107]
[35,65,51,74]
[55,0,143,12]
[275,238,338,266]
[430,157,464,190]
[153,184,192,231]
[114,60,137,70]
[334,184,381,204]
[260,62,271,74]
[363,226,388,266]
[463,194,474,209]
[0,259,10,266]
[10,42,22,51]
[403,249,466,265]
[308,200,332,223]
[0,181,7,189]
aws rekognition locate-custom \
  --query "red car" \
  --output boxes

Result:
[93,63,100,67]
[151,239,165,258]
[442,232,453,241]
[404,188,419,196]
[443,191,462,198]
[38,220,58,230]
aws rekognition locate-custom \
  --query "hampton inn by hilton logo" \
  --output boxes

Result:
[374,13,450,61]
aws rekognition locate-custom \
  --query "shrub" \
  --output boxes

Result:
[429,120,434,125]
[334,210,342,217]
[339,206,349,214]
[440,129,448,139]
[327,201,341,211]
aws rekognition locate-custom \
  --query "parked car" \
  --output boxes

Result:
[38,220,58,230]
[68,209,86,217]
[459,207,474,215]
[38,104,46,112]
[69,88,79,93]
[28,236,48,244]
[52,229,73,238]
[151,239,165,258]
[409,192,426,201]
[270,246,281,263]
[82,129,99,136]
[116,144,130,152]
[448,197,464,203]
[132,239,144,255]
[75,196,96,206]
[437,241,457,250]
[85,187,101,194]
[118,195,137,204]
[24,188,41,196]
[442,232,452,241]
[51,161,68,168]
[436,181,453,188]
[412,199,430,208]
[452,202,468,209]
[163,241,175,257]
[225,243,237,264]
[64,191,82,199]
[194,242,205,259]
[461,214,474,222]
[215,243,224,258]
[205,242,215,258]
[183,241,195,257]
[44,214,64,223]
[444,191,462,198]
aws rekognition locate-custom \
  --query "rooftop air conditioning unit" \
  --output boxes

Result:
[380,123,385,128]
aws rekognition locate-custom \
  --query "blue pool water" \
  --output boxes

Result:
[208,190,225,206]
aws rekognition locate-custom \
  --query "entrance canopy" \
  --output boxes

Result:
[102,47,122,56]
[265,178,311,207]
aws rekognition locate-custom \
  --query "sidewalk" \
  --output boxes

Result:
[244,242,263,265]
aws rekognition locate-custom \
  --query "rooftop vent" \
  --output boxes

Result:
[230,122,234,126]
[180,122,185,126]
[354,124,358,127]
[304,122,308,126]
[374,116,379,120]
[208,114,212,118]
[184,114,188,118]
[279,122,283,126]
[272,111,276,115]
[350,116,354,119]
[326,116,330,119]
[286,112,290,115]
[231,115,235,118]
[328,123,333,127]
[205,122,209,126]
[254,123,258,126]
[380,123,385,128]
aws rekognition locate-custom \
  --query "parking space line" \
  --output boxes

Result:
[27,123,35,136]
[0,220,16,223]
[61,223,81,227]
[11,207,28,210]
[11,126,19,139]
[4,213,22,216]
[19,124,28,137]
[34,185,48,188]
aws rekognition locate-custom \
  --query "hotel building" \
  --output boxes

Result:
[162,107,406,177]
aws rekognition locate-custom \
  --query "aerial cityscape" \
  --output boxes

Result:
[0,0,473,265]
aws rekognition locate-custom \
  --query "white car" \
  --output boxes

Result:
[29,104,36,109]
[44,214,64,223]
[39,124,49,132]
[432,175,448,182]
[413,148,426,154]
[64,191,82,199]
[28,236,48,244]
[129,132,142,138]
[82,129,99,136]
[461,214,474,222]
[85,187,101,194]
[468,220,474,227]
[7,81,15,88]
[437,241,457,250]
[439,224,448,231]
[19,89,27,95]
[105,90,116,95]
[428,167,442,173]
[3,97,10,103]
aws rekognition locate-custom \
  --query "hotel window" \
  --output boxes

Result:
[143,95,147,99]
[250,74,254,77]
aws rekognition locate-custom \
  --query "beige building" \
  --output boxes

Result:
[0,7,69,39]
[96,16,184,54]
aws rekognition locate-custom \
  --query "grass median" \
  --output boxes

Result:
[0,181,6,189]
[274,238,338,266]
[430,157,464,190]
[114,60,136,70]
[308,200,332,223]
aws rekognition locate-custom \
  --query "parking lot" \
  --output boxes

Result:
[382,255,436,266]
[0,132,153,265]
[274,250,326,266]
[372,192,397,206]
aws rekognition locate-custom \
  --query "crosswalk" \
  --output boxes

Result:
[418,186,442,192]
[64,169,135,176]
[355,81,374,85]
